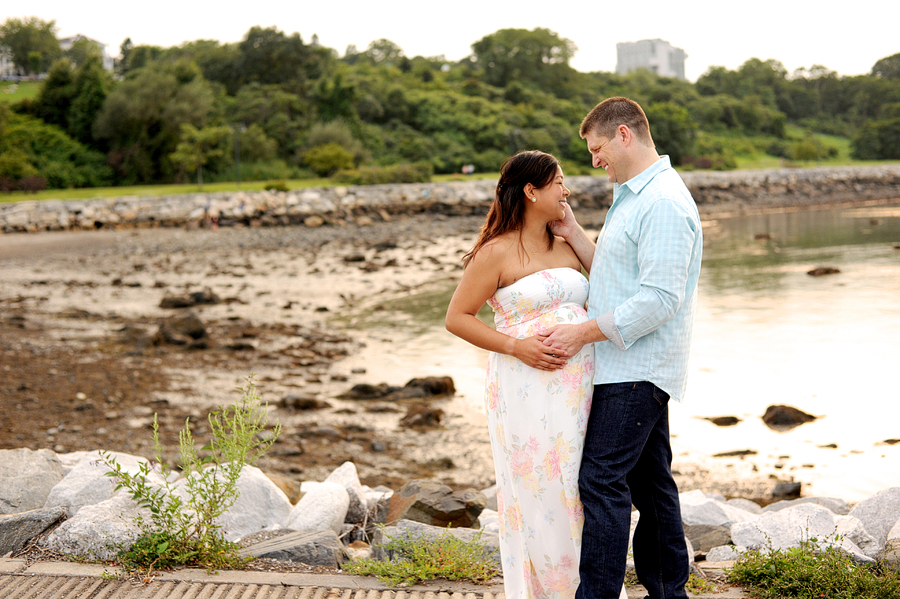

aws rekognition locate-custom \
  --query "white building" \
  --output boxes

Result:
[0,47,18,79]
[616,39,687,80]
[58,34,115,71]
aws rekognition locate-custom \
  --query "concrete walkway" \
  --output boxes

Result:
[0,558,748,598]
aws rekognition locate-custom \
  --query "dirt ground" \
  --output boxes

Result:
[0,208,777,500]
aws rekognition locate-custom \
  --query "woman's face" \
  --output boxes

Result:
[532,166,570,220]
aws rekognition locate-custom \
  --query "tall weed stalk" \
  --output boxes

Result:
[100,375,280,572]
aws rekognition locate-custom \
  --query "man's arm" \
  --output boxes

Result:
[611,198,700,349]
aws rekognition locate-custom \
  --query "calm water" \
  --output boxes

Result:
[339,202,900,501]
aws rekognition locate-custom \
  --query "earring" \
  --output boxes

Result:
[531,196,537,203]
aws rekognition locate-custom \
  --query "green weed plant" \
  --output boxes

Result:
[344,525,500,586]
[100,376,280,573]
[728,538,900,599]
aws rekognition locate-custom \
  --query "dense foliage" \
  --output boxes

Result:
[2,18,900,190]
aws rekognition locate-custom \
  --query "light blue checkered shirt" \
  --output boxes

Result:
[589,156,702,403]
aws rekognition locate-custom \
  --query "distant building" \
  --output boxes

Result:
[616,38,687,80]
[0,48,18,79]
[58,34,115,71]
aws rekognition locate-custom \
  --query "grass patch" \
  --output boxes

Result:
[343,526,499,586]
[727,543,900,599]
[0,81,41,103]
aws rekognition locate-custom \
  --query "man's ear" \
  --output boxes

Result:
[618,124,632,146]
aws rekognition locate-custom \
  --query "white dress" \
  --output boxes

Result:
[484,267,605,598]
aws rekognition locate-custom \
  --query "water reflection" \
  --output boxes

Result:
[344,202,900,501]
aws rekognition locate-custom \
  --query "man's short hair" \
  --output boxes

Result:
[580,97,653,145]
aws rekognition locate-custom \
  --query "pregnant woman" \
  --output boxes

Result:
[446,150,624,599]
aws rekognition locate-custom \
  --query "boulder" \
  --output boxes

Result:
[41,493,149,560]
[762,496,851,515]
[199,465,293,542]
[684,524,732,553]
[725,498,762,515]
[373,519,500,566]
[44,450,165,516]
[679,489,759,528]
[731,503,873,563]
[387,479,486,528]
[706,545,746,562]
[286,482,349,535]
[239,530,348,567]
[0,448,64,515]
[0,506,66,554]
[771,481,802,499]
[154,310,208,346]
[399,404,444,429]
[762,405,816,430]
[880,518,900,571]
[323,462,368,524]
[848,486,900,551]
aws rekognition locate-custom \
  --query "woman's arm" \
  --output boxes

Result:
[445,245,567,371]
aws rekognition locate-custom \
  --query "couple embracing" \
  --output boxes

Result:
[446,97,703,599]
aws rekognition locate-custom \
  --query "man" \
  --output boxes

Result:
[545,96,703,599]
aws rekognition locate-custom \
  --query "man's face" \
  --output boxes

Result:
[585,130,620,183]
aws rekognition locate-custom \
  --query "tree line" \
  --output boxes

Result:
[1,16,900,191]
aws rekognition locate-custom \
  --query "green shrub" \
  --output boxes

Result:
[263,180,289,192]
[333,161,433,185]
[100,375,280,573]
[728,541,900,599]
[343,525,499,586]
[303,142,355,177]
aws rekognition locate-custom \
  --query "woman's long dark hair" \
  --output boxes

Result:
[463,150,559,266]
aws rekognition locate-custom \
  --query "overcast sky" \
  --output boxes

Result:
[6,1,898,82]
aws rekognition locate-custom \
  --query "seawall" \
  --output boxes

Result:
[2,164,899,233]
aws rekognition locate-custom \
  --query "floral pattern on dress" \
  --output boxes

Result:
[482,267,594,599]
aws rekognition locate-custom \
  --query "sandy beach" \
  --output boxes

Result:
[3,202,890,502]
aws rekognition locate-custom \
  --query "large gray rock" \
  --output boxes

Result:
[706,545,746,562]
[41,493,149,560]
[44,450,165,516]
[835,514,880,558]
[679,489,758,527]
[726,498,762,515]
[880,518,900,571]
[286,482,349,534]
[374,519,500,566]
[324,462,367,523]
[0,448,64,515]
[731,503,873,563]
[684,524,732,553]
[848,487,900,551]
[239,530,348,567]
[386,479,486,528]
[762,496,850,515]
[209,465,293,541]
[0,506,66,554]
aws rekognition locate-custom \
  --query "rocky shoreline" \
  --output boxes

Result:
[2,164,900,233]
[1,448,898,579]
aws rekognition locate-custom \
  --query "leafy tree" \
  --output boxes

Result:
[645,101,696,165]
[471,28,577,91]
[235,123,278,163]
[170,123,230,188]
[0,109,112,188]
[234,26,328,88]
[0,16,61,75]
[94,62,216,183]
[68,51,113,146]
[872,52,900,80]
[31,59,76,129]
[852,111,900,159]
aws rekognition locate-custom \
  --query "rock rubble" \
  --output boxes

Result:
[3,165,900,233]
[2,447,900,574]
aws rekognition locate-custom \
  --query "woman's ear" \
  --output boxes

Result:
[523,183,534,198]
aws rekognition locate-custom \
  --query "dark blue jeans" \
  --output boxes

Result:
[576,382,689,599]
